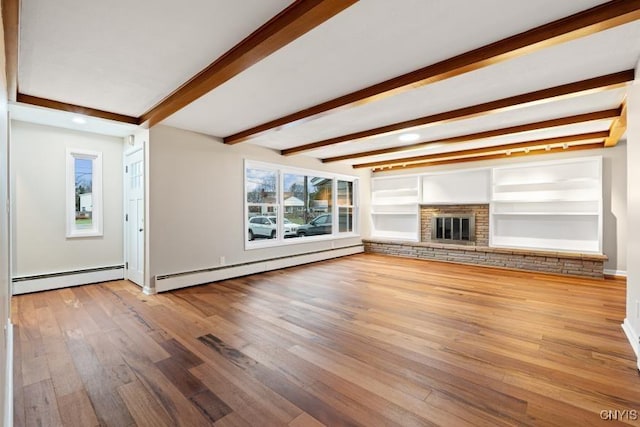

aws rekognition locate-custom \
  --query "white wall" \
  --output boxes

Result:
[0,8,10,424]
[625,74,640,360]
[11,121,124,276]
[373,144,628,273]
[147,125,370,284]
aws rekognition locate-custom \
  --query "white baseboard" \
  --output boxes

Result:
[4,320,12,427]
[154,245,364,293]
[12,265,124,295]
[622,319,639,369]
[604,269,627,277]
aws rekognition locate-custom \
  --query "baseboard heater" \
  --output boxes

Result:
[154,244,364,293]
[12,264,125,295]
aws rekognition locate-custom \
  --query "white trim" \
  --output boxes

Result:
[604,269,627,277]
[12,266,124,295]
[246,159,357,182]
[66,148,103,238]
[155,245,364,293]
[4,320,12,427]
[122,143,143,283]
[622,319,639,365]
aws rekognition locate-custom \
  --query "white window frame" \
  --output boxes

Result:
[336,179,357,234]
[244,160,359,250]
[245,162,280,243]
[66,148,103,238]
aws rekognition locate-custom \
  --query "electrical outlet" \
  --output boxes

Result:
[220,256,226,266]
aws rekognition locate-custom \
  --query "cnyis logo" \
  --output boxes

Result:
[599,409,638,421]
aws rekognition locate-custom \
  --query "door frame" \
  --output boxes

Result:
[123,143,145,288]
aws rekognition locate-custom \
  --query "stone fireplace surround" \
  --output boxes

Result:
[421,204,489,245]
[364,203,607,278]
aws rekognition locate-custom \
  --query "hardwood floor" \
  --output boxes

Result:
[12,253,640,426]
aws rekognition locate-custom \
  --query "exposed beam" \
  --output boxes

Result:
[2,0,20,101]
[353,131,609,169]
[139,0,358,127]
[322,108,620,163]
[604,101,627,146]
[372,143,604,172]
[225,0,640,144]
[16,94,139,124]
[282,70,633,156]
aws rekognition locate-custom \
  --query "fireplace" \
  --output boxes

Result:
[421,204,489,246]
[431,214,475,243]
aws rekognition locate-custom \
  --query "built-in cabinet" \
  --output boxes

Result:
[421,169,490,204]
[371,175,420,240]
[490,157,602,253]
[370,156,603,254]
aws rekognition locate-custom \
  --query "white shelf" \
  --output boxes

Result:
[372,188,418,194]
[371,200,419,206]
[493,177,598,191]
[492,200,599,215]
[492,212,599,216]
[491,236,600,253]
[371,212,417,216]
[491,188,600,202]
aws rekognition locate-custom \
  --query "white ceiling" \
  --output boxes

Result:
[18,0,292,116]
[14,0,640,167]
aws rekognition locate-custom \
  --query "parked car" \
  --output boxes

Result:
[296,214,332,236]
[269,216,299,238]
[248,216,275,240]
[283,218,300,239]
[248,216,299,240]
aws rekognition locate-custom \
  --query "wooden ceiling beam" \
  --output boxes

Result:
[282,70,632,156]
[322,108,620,163]
[16,93,139,124]
[2,0,20,101]
[373,142,604,172]
[353,131,609,169]
[604,101,627,146]
[225,0,640,145]
[139,0,358,127]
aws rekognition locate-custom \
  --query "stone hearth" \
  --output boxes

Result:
[362,239,607,278]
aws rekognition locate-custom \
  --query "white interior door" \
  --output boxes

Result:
[125,149,144,286]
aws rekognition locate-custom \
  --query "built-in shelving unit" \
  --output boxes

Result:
[371,176,420,241]
[490,157,602,253]
[370,156,603,255]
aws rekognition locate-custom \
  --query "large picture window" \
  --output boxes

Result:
[66,148,103,238]
[245,161,358,248]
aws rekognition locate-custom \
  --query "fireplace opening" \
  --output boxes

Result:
[431,214,475,243]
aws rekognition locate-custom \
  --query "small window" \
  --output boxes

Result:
[66,148,103,237]
[337,180,355,233]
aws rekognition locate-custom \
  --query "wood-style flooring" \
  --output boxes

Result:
[12,253,640,426]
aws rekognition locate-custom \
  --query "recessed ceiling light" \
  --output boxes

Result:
[72,116,87,124]
[398,133,420,142]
